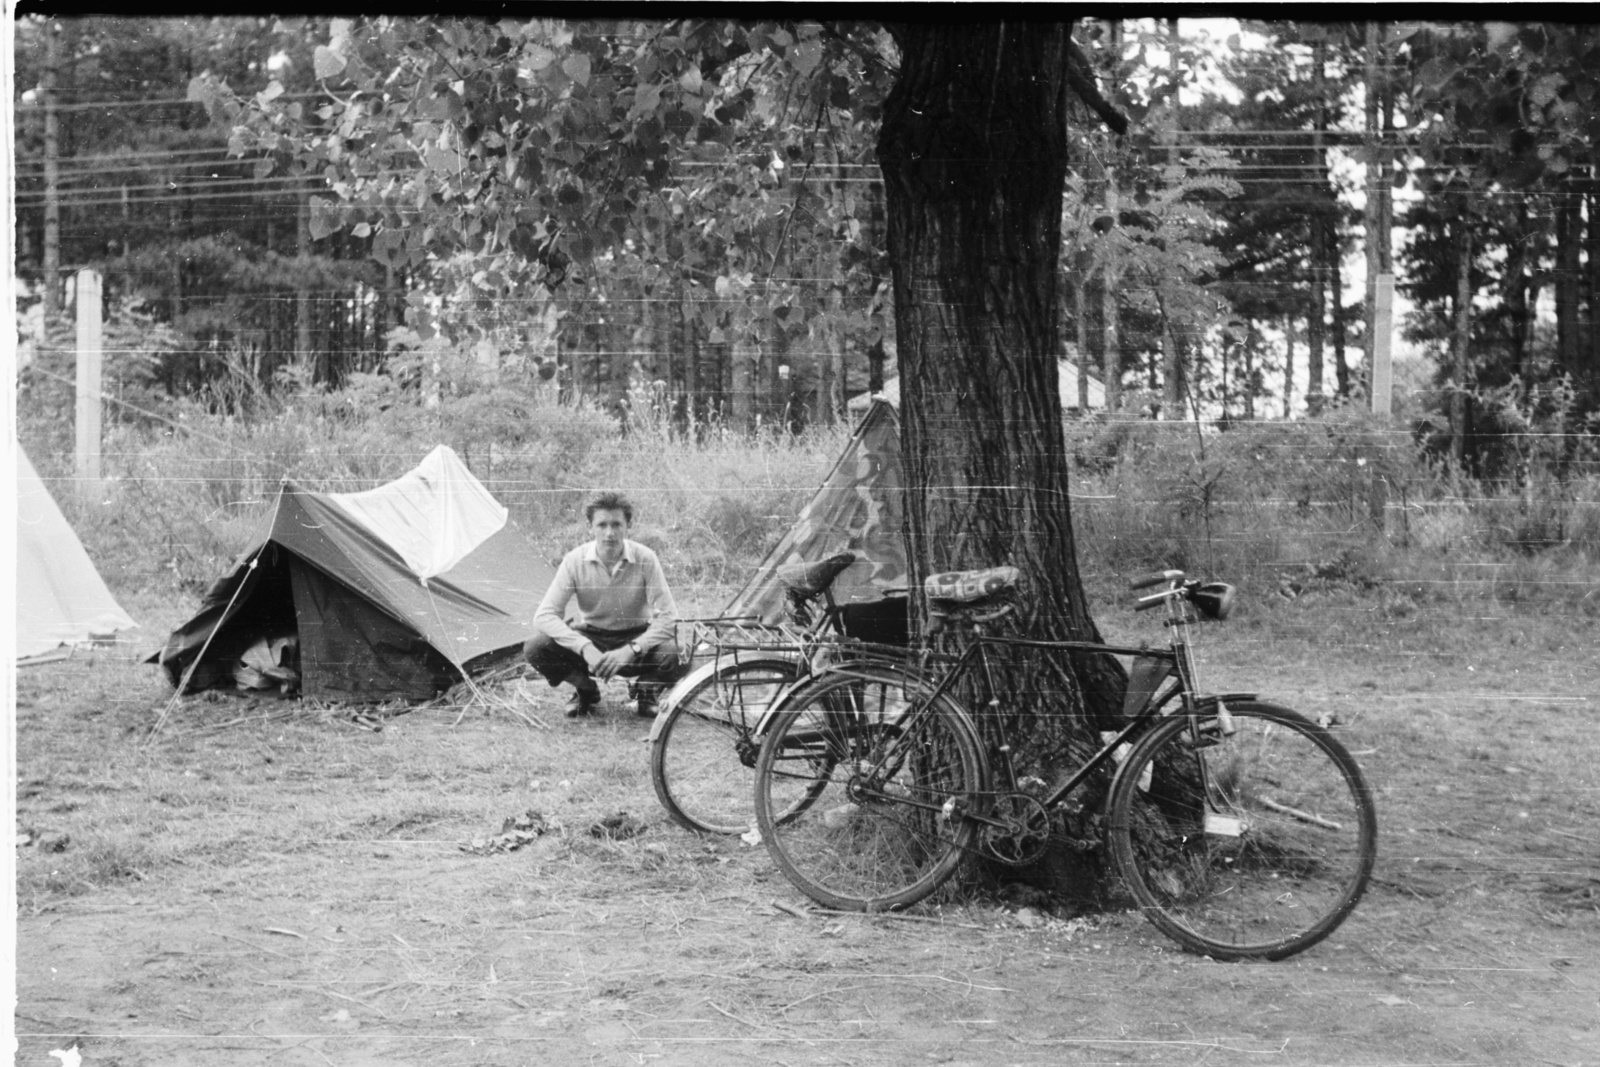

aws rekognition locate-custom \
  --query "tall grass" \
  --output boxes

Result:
[22,376,851,608]
[20,379,1597,615]
[1065,408,1600,612]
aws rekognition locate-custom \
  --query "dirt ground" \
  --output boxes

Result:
[12,598,1600,1066]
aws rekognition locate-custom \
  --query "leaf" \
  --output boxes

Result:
[351,222,372,238]
[1529,73,1565,108]
[314,45,347,81]
[1485,22,1518,53]
[563,53,592,88]
[307,198,341,241]
[790,39,822,78]
[679,65,704,94]
[255,81,285,107]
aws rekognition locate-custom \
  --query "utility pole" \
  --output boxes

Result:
[1307,36,1328,415]
[42,20,62,319]
[75,269,104,497]
[1364,21,1394,419]
[1161,17,1183,420]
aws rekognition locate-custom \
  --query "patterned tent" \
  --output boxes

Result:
[721,401,908,625]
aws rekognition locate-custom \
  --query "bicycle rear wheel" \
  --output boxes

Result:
[1107,700,1377,961]
[754,665,984,912]
[650,657,806,835]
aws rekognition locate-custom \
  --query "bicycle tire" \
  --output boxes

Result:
[650,657,810,835]
[754,664,985,912]
[1107,699,1377,961]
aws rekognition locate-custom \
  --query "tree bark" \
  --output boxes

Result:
[1451,219,1472,466]
[1589,189,1600,373]
[1283,313,1296,419]
[1332,217,1350,398]
[1556,187,1581,374]
[1101,168,1121,413]
[1363,20,1381,399]
[879,22,1124,903]
[297,191,314,382]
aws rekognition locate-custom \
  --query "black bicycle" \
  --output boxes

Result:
[752,568,1378,961]
[648,553,908,835]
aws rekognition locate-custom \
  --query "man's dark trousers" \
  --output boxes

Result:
[522,627,683,691]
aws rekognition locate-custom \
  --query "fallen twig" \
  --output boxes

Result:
[707,1000,764,1029]
[218,931,294,959]
[815,908,987,930]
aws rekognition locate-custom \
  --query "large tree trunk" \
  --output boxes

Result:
[878,22,1125,904]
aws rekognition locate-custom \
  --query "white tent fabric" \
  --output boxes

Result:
[326,445,508,582]
[847,359,1106,413]
[16,447,138,661]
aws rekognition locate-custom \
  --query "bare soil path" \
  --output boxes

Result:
[14,602,1600,1066]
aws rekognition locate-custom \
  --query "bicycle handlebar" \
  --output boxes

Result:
[1129,569,1184,591]
[1134,594,1170,612]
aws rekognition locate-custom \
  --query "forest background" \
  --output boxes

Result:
[9,16,1599,617]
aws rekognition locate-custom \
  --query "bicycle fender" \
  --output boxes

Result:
[649,654,805,743]
[749,662,929,738]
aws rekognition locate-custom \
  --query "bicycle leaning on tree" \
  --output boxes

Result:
[751,567,1378,961]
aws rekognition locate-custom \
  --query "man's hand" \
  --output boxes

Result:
[590,644,637,681]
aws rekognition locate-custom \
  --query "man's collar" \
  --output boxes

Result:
[582,540,636,566]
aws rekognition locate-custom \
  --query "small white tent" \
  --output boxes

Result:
[16,447,138,663]
[847,358,1106,413]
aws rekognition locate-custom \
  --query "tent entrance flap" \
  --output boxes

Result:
[290,558,457,701]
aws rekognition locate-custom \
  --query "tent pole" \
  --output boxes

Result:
[145,547,265,743]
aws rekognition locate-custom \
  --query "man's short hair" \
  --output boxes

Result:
[584,491,634,524]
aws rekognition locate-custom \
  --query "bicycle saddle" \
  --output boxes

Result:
[776,552,858,598]
[923,566,1019,604]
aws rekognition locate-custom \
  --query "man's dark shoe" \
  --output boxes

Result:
[633,687,660,719]
[565,687,601,718]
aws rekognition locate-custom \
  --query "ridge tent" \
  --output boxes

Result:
[16,446,139,663]
[721,400,910,631]
[149,446,555,703]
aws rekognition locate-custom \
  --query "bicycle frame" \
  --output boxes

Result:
[759,580,1258,831]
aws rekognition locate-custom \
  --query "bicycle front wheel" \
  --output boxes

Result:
[1107,700,1377,961]
[651,657,805,835]
[754,665,984,912]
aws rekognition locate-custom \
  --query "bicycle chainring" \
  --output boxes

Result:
[979,793,1053,866]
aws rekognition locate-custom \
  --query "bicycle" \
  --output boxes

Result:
[648,552,910,836]
[751,567,1378,961]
